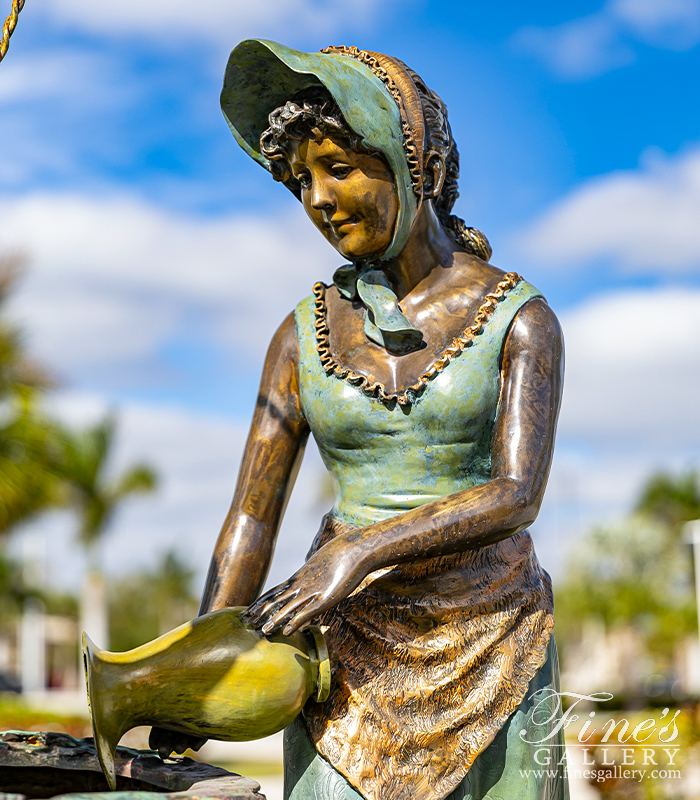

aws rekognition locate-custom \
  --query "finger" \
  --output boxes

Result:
[262,593,319,635]
[249,592,296,623]
[252,580,293,608]
[246,596,291,628]
[282,598,327,636]
[148,726,163,751]
[173,737,188,755]
[245,580,295,620]
[158,741,172,760]
[149,726,173,760]
[246,588,299,626]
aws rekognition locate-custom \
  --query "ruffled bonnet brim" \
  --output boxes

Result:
[220,39,418,263]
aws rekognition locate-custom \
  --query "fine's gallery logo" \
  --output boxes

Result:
[520,690,679,745]
[517,690,682,785]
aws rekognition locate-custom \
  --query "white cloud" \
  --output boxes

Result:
[513,15,634,80]
[0,192,339,376]
[0,50,142,186]
[531,283,700,575]
[610,0,700,48]
[517,144,700,274]
[512,0,700,79]
[42,0,385,46]
[532,447,666,577]
[557,285,700,447]
[0,51,102,104]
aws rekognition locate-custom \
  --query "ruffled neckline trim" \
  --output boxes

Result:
[312,272,523,406]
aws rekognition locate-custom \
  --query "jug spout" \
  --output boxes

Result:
[82,632,125,790]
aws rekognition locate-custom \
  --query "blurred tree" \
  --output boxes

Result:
[635,470,700,530]
[152,549,197,632]
[0,256,62,536]
[0,254,165,676]
[56,415,157,556]
[555,470,700,679]
[56,415,158,648]
[0,255,158,546]
[0,400,61,534]
[109,549,198,651]
[0,547,78,618]
[0,548,24,617]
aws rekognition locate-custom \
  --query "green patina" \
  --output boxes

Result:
[294,280,543,529]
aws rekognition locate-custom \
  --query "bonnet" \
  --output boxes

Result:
[220,40,485,352]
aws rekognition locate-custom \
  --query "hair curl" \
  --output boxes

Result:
[260,78,492,262]
[260,86,369,198]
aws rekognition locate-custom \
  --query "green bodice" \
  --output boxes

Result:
[294,279,543,528]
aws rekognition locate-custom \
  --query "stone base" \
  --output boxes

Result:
[0,731,265,800]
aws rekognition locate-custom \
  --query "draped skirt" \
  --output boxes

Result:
[287,514,568,800]
[285,636,568,800]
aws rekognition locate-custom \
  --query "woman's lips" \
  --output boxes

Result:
[331,216,359,234]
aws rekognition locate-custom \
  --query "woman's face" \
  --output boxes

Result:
[288,136,398,261]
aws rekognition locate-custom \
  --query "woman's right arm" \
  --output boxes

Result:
[199,310,310,614]
[151,311,309,757]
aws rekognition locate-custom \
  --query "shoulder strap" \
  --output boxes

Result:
[294,292,322,379]
[477,279,544,350]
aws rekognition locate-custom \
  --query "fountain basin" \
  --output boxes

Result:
[0,730,264,800]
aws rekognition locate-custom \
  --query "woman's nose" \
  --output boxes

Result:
[310,177,334,212]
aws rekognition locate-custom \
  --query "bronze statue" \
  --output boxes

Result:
[152,40,569,800]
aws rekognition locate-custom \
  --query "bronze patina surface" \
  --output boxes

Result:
[315,272,523,404]
[150,40,567,800]
[302,514,553,799]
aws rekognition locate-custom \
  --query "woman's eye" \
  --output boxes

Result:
[331,165,352,179]
[297,173,312,188]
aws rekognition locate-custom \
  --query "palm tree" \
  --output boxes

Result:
[0,393,62,535]
[0,256,61,537]
[0,255,65,691]
[57,415,158,648]
[0,255,159,670]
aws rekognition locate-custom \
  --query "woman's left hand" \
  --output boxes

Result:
[244,536,367,635]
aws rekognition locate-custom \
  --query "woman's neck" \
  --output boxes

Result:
[381,202,456,301]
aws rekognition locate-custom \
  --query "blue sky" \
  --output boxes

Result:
[1,0,699,591]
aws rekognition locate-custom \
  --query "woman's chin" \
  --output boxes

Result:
[334,236,388,263]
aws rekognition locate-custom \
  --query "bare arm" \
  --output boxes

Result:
[199,311,310,614]
[151,311,309,756]
[246,297,564,634]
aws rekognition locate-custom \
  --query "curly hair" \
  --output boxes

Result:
[399,61,492,261]
[260,79,491,262]
[260,86,372,197]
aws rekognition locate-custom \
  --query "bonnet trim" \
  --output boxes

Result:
[320,45,425,198]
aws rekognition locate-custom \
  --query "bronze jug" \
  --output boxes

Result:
[82,607,330,790]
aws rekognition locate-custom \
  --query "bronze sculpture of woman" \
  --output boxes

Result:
[154,40,569,800]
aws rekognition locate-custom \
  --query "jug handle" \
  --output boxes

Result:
[304,625,331,702]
